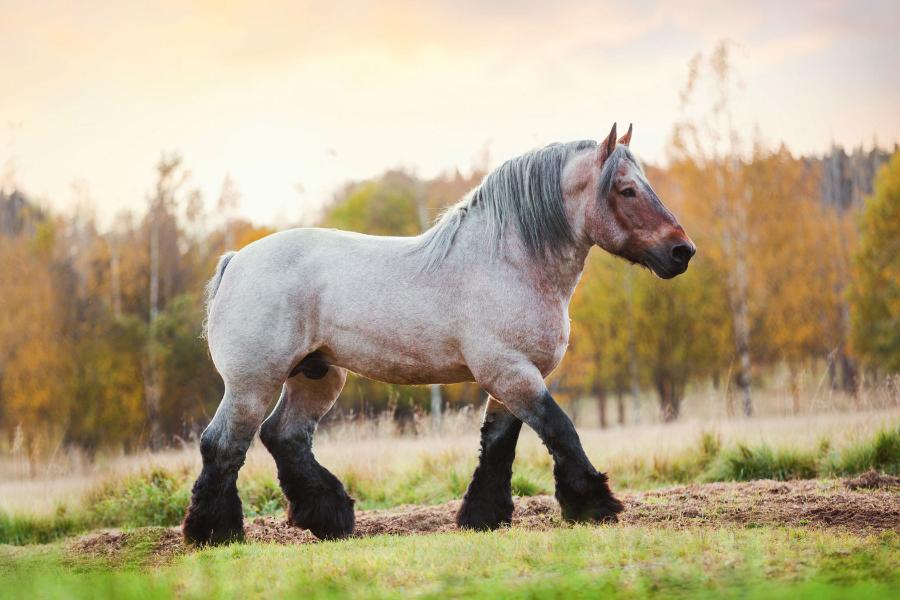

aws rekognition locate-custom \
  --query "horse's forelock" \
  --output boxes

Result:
[597,145,643,200]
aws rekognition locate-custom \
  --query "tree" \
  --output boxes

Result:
[0,215,73,470]
[322,172,421,237]
[737,146,842,409]
[143,154,203,448]
[850,152,900,374]
[568,252,633,427]
[568,222,733,424]
[633,257,731,421]
[671,41,754,416]
[819,144,891,392]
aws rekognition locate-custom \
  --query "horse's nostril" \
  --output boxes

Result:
[671,243,695,265]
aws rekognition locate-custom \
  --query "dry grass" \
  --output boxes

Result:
[1,405,897,519]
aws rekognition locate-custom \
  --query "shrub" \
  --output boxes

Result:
[648,431,722,485]
[825,427,900,476]
[240,475,286,517]
[85,467,191,527]
[704,444,818,482]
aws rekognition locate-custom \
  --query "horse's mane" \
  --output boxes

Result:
[413,139,638,271]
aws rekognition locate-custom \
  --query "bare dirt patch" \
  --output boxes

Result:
[844,469,900,490]
[68,478,899,565]
[623,479,899,531]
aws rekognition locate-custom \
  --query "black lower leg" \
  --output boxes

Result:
[260,420,355,540]
[529,391,623,523]
[183,435,247,545]
[457,401,523,530]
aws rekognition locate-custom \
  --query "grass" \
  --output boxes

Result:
[703,425,900,483]
[86,468,193,528]
[1,424,898,545]
[703,443,820,482]
[827,428,900,476]
[0,411,897,598]
[0,507,87,545]
[0,526,897,599]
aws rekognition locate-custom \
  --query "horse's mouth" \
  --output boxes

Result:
[642,246,690,279]
[645,261,684,279]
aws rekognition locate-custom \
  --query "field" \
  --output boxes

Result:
[2,407,899,599]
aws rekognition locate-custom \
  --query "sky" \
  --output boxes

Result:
[1,0,898,227]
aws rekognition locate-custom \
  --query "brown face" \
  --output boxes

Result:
[606,162,696,278]
[591,123,696,279]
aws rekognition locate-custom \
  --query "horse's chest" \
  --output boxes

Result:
[514,303,570,377]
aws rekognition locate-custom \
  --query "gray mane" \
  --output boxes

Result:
[414,139,601,271]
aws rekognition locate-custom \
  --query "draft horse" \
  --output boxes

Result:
[183,123,696,544]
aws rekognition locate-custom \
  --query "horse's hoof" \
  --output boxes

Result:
[556,470,624,524]
[182,509,245,546]
[561,494,623,524]
[289,485,356,540]
[456,493,514,531]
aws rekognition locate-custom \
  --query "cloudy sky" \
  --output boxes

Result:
[1,0,898,226]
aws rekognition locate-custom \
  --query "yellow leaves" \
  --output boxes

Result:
[30,220,56,257]
[575,139,862,404]
[0,234,73,456]
[233,223,276,250]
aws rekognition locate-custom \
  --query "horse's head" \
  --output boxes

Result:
[566,123,696,279]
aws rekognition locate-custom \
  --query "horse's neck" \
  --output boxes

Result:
[528,244,591,302]
[460,216,589,303]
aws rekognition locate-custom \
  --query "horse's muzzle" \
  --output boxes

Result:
[643,240,696,279]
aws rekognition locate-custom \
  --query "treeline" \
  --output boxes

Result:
[0,157,272,458]
[1,141,896,460]
[1,55,899,460]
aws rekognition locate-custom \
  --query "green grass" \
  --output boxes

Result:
[2,427,898,546]
[0,526,897,599]
[703,443,819,482]
[825,428,900,476]
[86,467,193,528]
[0,507,87,545]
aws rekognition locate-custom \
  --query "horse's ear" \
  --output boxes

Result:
[618,123,633,146]
[598,122,617,164]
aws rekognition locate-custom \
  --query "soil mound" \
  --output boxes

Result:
[844,469,900,490]
[68,478,899,565]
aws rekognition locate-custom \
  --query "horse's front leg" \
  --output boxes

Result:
[476,362,624,524]
[457,397,523,530]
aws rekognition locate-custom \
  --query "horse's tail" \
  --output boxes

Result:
[201,251,236,339]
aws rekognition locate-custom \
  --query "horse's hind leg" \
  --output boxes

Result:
[183,381,277,545]
[457,397,523,530]
[259,365,354,540]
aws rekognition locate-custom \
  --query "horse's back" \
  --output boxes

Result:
[206,227,472,384]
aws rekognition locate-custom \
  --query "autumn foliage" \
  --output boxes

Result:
[0,49,896,459]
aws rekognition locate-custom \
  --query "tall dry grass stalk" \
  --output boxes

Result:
[1,399,897,517]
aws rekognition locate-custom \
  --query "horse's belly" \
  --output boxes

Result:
[332,349,474,385]
[324,327,474,385]
[344,361,474,385]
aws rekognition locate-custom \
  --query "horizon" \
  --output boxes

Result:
[2,0,898,229]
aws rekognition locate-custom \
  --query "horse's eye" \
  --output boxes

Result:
[621,188,636,198]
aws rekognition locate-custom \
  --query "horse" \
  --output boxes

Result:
[182,123,696,544]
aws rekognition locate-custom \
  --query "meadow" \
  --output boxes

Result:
[1,393,898,599]
[1,5,898,596]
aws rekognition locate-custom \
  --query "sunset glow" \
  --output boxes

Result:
[2,0,898,225]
